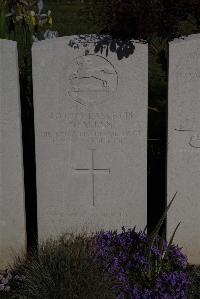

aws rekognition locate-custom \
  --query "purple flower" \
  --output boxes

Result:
[119,250,126,262]
[116,271,127,282]
[151,245,162,256]
[167,245,188,269]
[91,227,189,299]
[156,271,189,298]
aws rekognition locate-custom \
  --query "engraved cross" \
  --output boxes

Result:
[72,149,110,206]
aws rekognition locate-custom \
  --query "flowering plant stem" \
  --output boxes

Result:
[146,192,178,278]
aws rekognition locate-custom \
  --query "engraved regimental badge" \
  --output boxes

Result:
[66,54,118,106]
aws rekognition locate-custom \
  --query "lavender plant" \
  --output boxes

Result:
[90,195,189,298]
[91,228,189,298]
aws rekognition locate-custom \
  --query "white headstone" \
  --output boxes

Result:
[168,34,200,264]
[32,36,148,240]
[0,40,25,267]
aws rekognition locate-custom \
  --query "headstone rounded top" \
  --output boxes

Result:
[169,33,200,45]
[0,39,17,46]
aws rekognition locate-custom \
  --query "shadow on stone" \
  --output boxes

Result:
[68,34,147,60]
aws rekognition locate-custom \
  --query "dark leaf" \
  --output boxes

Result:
[94,43,101,53]
[110,40,116,52]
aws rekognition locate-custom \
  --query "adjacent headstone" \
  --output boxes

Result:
[0,40,25,267]
[168,34,200,264]
[32,36,148,241]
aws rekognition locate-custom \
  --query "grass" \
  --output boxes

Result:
[5,233,114,299]
[186,265,200,298]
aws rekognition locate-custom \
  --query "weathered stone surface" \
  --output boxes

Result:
[0,40,25,267]
[32,36,148,240]
[168,34,200,264]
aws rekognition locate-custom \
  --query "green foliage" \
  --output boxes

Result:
[81,0,200,41]
[80,0,200,108]
[0,1,7,38]
[8,233,114,299]
[186,265,200,298]
[44,0,99,36]
[146,193,180,277]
